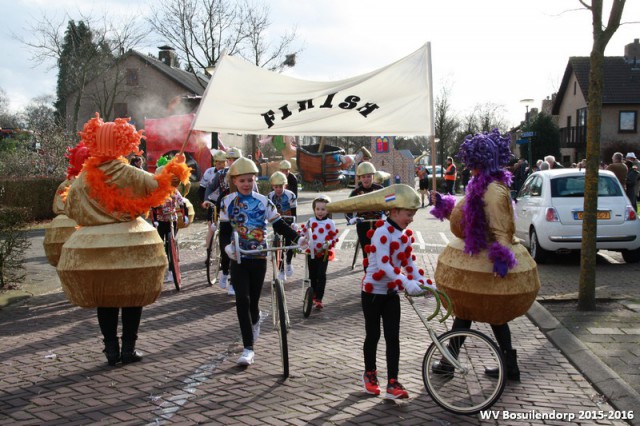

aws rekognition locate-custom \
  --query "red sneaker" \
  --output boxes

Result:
[385,379,409,399]
[362,370,380,395]
[314,299,324,310]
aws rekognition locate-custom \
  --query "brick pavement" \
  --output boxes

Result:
[1,217,636,426]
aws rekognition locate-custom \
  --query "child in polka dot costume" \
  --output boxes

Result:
[299,195,339,309]
[360,206,436,399]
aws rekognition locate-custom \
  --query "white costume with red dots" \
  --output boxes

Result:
[362,219,436,295]
[300,217,339,259]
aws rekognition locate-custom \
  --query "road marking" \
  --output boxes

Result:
[414,231,426,250]
[599,252,622,264]
[439,232,449,245]
[336,229,351,250]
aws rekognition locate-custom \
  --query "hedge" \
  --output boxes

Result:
[0,178,63,221]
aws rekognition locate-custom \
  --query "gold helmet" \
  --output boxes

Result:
[269,171,287,186]
[327,184,420,213]
[279,160,292,170]
[356,161,376,176]
[313,194,331,204]
[373,170,391,185]
[228,157,259,176]
[226,147,243,159]
[212,150,227,162]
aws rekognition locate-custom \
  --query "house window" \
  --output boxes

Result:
[125,68,139,86]
[577,108,587,127]
[573,81,577,95]
[619,111,637,133]
[114,103,128,118]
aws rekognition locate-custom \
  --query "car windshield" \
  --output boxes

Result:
[550,175,623,198]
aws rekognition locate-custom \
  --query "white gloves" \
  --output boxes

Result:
[210,223,217,232]
[153,221,159,228]
[298,235,309,251]
[347,217,359,225]
[183,217,189,225]
[291,222,299,232]
[404,280,424,296]
[224,244,238,262]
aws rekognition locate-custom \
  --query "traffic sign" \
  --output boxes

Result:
[521,131,536,138]
[516,139,528,145]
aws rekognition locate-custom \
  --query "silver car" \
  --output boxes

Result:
[514,169,640,263]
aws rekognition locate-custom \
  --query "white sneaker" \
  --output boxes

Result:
[252,311,263,344]
[277,270,286,281]
[227,285,235,296]
[164,271,173,283]
[286,263,294,277]
[219,273,229,289]
[237,348,255,366]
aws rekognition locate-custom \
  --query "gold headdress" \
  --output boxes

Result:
[327,184,420,213]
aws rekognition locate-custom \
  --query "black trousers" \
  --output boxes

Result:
[361,291,401,381]
[230,258,267,349]
[97,307,143,342]
[308,256,329,301]
[356,221,376,271]
[449,317,513,354]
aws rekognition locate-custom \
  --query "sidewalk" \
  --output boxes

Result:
[1,206,639,424]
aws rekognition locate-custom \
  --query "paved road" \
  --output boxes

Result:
[1,188,638,425]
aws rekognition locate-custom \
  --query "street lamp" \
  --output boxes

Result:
[520,98,535,167]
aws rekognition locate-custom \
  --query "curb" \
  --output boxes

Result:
[527,301,640,425]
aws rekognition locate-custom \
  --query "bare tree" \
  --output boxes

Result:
[434,87,461,167]
[578,0,627,310]
[147,0,301,81]
[18,12,147,130]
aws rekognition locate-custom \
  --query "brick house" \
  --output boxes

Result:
[64,46,208,131]
[552,39,640,165]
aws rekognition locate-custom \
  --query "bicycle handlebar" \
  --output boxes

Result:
[404,286,453,323]
[232,231,301,264]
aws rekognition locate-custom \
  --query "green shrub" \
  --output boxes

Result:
[0,207,32,289]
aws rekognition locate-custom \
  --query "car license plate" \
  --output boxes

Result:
[574,211,611,220]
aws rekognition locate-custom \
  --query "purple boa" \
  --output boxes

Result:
[429,194,456,221]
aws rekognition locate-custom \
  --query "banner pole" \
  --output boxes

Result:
[425,42,437,195]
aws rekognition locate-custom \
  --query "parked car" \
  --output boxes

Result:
[514,169,640,263]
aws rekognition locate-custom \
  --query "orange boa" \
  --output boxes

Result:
[83,156,191,218]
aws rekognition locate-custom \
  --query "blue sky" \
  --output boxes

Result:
[2,0,639,127]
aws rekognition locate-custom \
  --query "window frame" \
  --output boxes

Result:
[619,110,637,133]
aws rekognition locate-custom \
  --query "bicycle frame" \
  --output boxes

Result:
[403,287,465,372]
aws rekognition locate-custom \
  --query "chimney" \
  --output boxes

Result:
[624,39,640,64]
[158,45,177,67]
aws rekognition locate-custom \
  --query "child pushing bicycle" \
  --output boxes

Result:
[299,195,339,310]
[219,158,307,367]
[267,171,298,280]
[327,184,435,400]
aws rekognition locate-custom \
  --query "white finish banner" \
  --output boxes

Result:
[192,43,433,136]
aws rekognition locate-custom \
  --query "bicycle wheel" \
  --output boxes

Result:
[206,230,220,286]
[302,285,314,318]
[169,235,182,291]
[351,239,360,270]
[422,329,506,415]
[273,278,289,379]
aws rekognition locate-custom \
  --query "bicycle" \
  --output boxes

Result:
[205,205,220,287]
[301,232,330,318]
[160,220,181,291]
[232,230,299,379]
[405,287,506,415]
